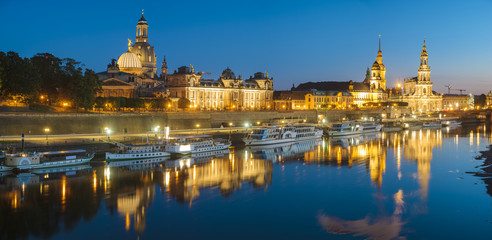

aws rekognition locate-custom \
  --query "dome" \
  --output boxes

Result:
[117,51,142,69]
[371,61,380,70]
[220,67,236,79]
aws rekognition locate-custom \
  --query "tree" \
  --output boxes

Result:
[31,53,63,104]
[178,97,190,109]
[475,94,486,108]
[0,51,40,101]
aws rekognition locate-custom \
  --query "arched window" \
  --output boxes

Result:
[423,88,427,95]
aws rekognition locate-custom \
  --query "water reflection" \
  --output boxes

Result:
[318,189,406,240]
[0,127,490,239]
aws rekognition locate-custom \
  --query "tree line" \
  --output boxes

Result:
[0,51,101,110]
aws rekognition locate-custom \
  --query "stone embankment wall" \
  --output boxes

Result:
[0,110,388,136]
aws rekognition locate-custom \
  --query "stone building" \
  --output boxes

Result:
[400,40,442,113]
[305,91,353,109]
[166,67,274,110]
[292,38,388,108]
[97,12,166,98]
[442,94,473,110]
[273,91,307,110]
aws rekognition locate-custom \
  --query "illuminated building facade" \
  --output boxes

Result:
[442,94,473,110]
[400,40,442,112]
[166,67,274,110]
[97,13,165,98]
[291,39,389,108]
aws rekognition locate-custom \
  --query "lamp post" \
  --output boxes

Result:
[44,128,50,146]
[196,124,200,134]
[154,126,160,141]
[105,128,111,141]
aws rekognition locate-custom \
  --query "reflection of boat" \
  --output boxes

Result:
[330,134,380,148]
[246,140,320,162]
[329,121,382,137]
[165,149,230,169]
[106,143,170,160]
[165,135,230,154]
[106,157,169,169]
[243,124,322,146]
[5,149,94,171]
[30,164,92,175]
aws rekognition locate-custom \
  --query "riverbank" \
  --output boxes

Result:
[0,109,392,136]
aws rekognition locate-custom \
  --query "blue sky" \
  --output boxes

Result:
[1,0,491,94]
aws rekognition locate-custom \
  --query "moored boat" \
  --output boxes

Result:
[5,149,94,171]
[329,121,382,137]
[243,124,322,146]
[441,119,461,127]
[106,143,170,160]
[423,121,442,128]
[164,135,231,155]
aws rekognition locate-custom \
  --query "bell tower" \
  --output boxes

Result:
[136,10,148,43]
[418,39,430,83]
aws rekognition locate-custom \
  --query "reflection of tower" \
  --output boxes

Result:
[116,183,155,235]
[165,150,272,204]
[403,129,442,199]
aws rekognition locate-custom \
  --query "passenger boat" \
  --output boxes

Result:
[328,121,382,137]
[441,119,461,127]
[106,143,170,160]
[382,122,403,132]
[5,149,94,171]
[423,121,442,128]
[243,124,323,146]
[164,135,231,155]
[401,122,422,130]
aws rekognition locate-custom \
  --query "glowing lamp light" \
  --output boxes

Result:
[44,128,50,133]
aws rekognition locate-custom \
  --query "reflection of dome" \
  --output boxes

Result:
[220,67,236,79]
[117,51,142,69]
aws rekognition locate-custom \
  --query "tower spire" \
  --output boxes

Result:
[142,9,144,16]
[378,34,381,52]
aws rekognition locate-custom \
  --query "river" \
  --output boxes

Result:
[0,125,491,239]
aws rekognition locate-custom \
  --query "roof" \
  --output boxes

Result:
[101,78,135,86]
[294,81,370,91]
[40,149,86,155]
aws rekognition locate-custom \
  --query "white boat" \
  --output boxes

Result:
[164,135,231,154]
[329,121,382,137]
[401,122,422,130]
[243,124,323,146]
[0,165,12,172]
[441,119,461,127]
[4,149,94,170]
[423,121,442,128]
[106,143,170,160]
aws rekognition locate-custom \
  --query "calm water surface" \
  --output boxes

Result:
[1,126,492,240]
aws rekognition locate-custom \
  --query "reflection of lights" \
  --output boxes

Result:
[165,171,170,185]
[125,212,130,231]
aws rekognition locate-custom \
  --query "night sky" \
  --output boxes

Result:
[1,0,491,94]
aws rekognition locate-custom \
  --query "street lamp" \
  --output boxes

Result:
[44,128,50,145]
[196,124,200,134]
[105,128,111,141]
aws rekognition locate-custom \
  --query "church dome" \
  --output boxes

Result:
[371,61,380,70]
[117,51,142,69]
[220,67,236,79]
